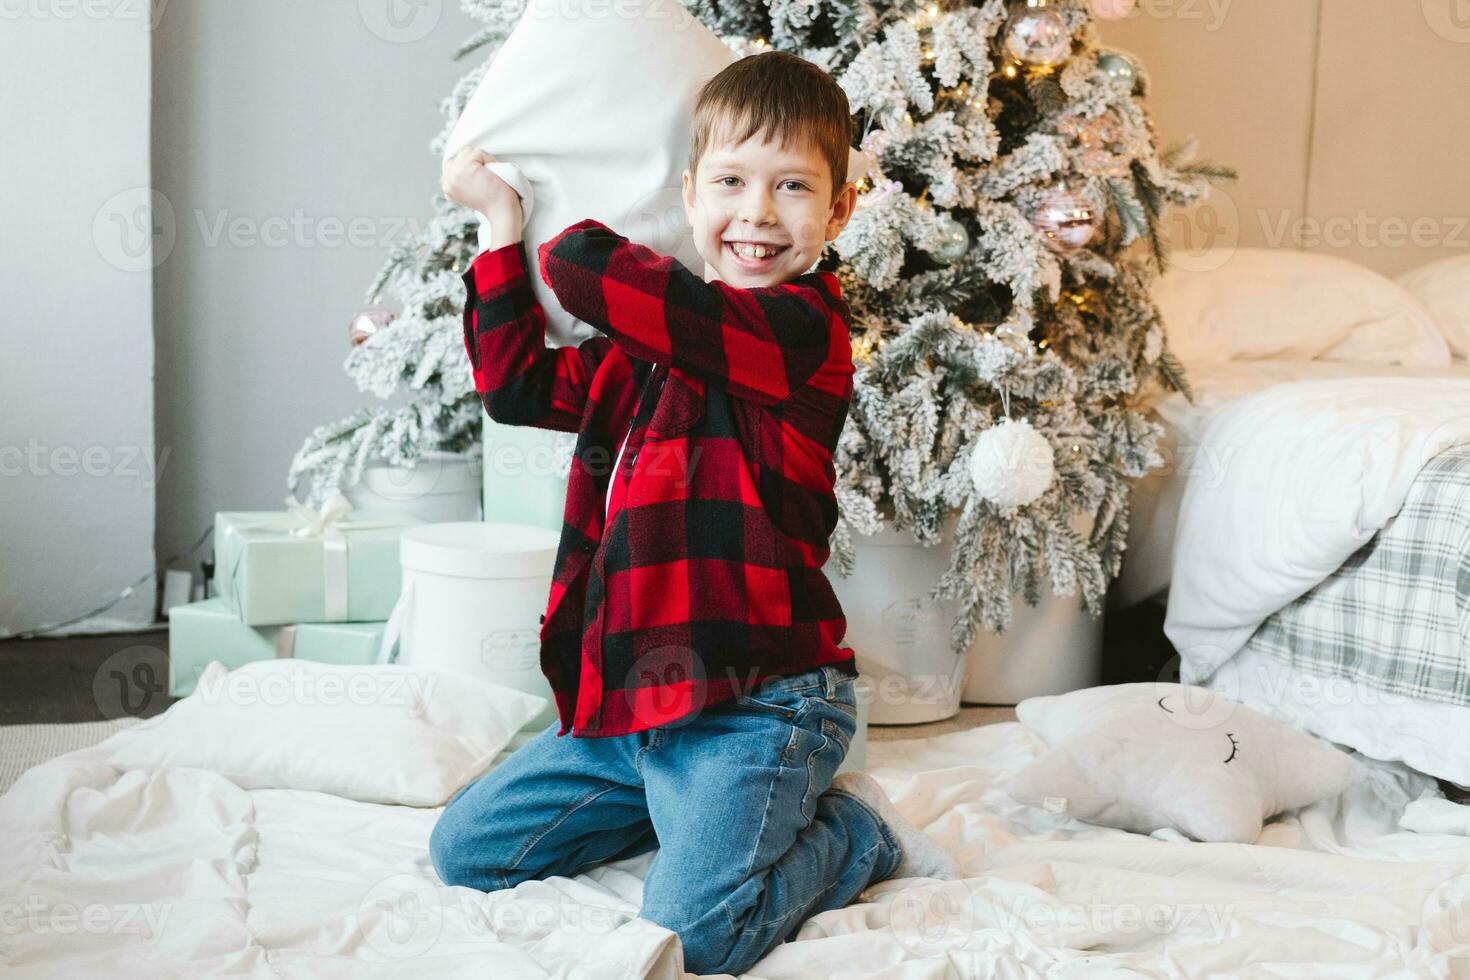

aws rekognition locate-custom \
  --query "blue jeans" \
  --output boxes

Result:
[429,664,904,976]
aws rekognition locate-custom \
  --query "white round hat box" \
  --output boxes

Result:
[379,521,560,733]
[344,450,483,524]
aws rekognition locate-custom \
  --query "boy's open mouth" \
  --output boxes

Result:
[725,240,789,269]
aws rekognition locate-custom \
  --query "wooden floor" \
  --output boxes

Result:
[0,602,1181,733]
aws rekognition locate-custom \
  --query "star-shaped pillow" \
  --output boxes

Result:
[1006,683,1360,843]
[443,0,866,347]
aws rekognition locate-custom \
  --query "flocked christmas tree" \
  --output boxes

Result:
[288,0,1234,654]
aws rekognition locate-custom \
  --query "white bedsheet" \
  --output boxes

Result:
[4,720,1470,977]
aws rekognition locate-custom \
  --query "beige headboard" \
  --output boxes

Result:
[1100,1,1470,278]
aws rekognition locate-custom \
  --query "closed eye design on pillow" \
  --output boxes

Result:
[1158,694,1239,763]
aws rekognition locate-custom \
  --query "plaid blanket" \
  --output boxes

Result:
[1242,445,1470,707]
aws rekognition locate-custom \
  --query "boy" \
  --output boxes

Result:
[432,51,957,976]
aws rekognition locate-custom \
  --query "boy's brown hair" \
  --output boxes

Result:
[688,50,854,205]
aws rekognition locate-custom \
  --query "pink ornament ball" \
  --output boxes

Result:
[349,304,398,347]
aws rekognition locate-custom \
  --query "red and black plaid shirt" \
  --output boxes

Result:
[461,218,858,738]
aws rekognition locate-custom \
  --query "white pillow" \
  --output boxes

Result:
[78,659,548,807]
[1006,683,1359,843]
[443,0,865,347]
[1155,248,1450,366]
[1397,253,1470,360]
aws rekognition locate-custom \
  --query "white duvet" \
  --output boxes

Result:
[1164,367,1470,681]
[1117,361,1470,610]
[5,718,1470,977]
[1140,367,1470,684]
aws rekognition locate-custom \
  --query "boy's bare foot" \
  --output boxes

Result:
[832,771,959,881]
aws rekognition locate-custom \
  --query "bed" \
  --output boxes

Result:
[1113,249,1470,787]
[1116,359,1470,785]
[4,679,1470,978]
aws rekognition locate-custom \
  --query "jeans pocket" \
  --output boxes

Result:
[831,694,858,721]
[820,716,851,754]
[730,693,800,720]
[800,717,849,823]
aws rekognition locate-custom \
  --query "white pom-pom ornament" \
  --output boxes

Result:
[969,418,1055,508]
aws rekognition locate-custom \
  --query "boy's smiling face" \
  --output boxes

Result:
[681,128,857,288]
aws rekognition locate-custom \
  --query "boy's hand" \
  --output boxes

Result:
[441,146,521,222]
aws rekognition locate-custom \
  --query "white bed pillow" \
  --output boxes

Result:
[443,0,865,348]
[1155,248,1450,366]
[1397,253,1470,360]
[1006,683,1359,843]
[79,659,548,807]
[443,0,736,348]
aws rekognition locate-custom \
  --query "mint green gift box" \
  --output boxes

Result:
[168,597,387,697]
[481,415,570,532]
[213,499,421,626]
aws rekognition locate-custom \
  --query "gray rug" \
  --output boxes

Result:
[0,718,142,795]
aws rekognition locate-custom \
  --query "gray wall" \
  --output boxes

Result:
[1,6,156,633]
[150,0,481,583]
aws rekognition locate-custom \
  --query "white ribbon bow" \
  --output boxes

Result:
[283,491,356,539]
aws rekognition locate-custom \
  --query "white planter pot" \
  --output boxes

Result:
[825,521,968,726]
[960,583,1103,705]
[344,450,483,524]
[825,509,1103,720]
[378,521,561,733]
